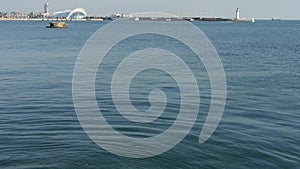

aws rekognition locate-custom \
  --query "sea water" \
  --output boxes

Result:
[0,20,299,168]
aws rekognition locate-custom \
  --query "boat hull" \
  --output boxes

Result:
[46,22,68,28]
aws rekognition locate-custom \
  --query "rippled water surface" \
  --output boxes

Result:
[0,20,299,168]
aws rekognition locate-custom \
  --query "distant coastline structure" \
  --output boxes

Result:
[53,8,87,20]
[44,3,49,17]
[0,2,108,21]
[129,12,181,21]
[0,4,255,22]
[233,8,255,22]
[236,8,240,20]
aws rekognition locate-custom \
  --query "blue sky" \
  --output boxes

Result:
[1,0,299,19]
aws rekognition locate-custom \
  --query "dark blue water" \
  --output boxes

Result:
[0,20,299,168]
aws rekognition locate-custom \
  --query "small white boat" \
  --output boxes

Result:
[272,18,281,21]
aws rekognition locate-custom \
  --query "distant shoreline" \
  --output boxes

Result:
[0,18,105,21]
[0,17,234,22]
[0,17,298,22]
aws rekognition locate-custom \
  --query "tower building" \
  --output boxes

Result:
[236,8,240,19]
[44,3,49,16]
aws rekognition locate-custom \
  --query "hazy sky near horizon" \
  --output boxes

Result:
[1,0,299,19]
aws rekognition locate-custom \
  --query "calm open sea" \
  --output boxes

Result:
[0,20,299,168]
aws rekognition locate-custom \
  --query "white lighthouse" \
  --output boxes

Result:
[236,8,240,20]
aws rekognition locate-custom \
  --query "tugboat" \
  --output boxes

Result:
[46,22,68,28]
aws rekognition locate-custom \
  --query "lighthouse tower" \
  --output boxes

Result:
[236,8,240,20]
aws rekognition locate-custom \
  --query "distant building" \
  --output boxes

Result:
[44,3,50,17]
[233,8,255,22]
[28,11,44,18]
[53,8,87,20]
[236,8,240,19]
